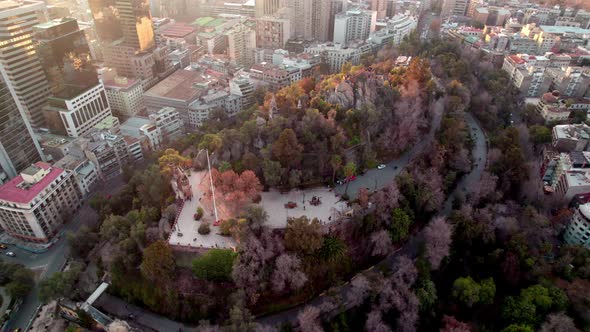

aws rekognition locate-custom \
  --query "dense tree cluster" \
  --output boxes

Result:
[0,260,35,299]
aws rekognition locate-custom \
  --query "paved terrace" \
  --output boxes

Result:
[168,171,347,249]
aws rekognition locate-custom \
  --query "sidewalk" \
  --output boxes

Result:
[0,232,60,254]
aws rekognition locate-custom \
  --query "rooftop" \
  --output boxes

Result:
[144,70,212,102]
[0,162,64,204]
[103,76,139,89]
[159,22,196,38]
[540,25,590,35]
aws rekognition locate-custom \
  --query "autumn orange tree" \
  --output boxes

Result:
[208,169,263,213]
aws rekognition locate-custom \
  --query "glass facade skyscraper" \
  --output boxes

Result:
[0,0,51,128]
[88,0,155,52]
[34,18,99,98]
[0,66,44,180]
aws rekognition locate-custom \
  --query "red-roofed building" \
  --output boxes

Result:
[0,162,81,243]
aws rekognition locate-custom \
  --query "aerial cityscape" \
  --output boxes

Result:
[0,0,589,331]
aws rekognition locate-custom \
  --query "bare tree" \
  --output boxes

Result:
[347,275,370,307]
[297,306,322,332]
[365,309,392,332]
[539,312,580,332]
[370,230,393,256]
[424,217,453,270]
[271,254,308,293]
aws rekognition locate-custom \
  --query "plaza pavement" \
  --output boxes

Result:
[168,172,348,248]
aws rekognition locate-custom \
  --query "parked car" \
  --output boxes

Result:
[6,251,15,257]
[377,164,386,170]
[0,244,7,249]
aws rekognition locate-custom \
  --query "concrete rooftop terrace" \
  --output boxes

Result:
[0,162,64,204]
[144,70,212,101]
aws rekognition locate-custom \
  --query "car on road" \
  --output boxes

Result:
[6,251,15,257]
[377,164,386,169]
[336,179,345,185]
[0,244,7,249]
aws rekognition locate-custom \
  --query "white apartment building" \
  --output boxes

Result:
[369,14,417,46]
[149,107,184,141]
[104,76,145,116]
[227,23,257,68]
[0,0,51,127]
[565,203,590,248]
[0,162,82,243]
[54,155,98,197]
[305,43,366,73]
[334,8,377,46]
[44,83,113,138]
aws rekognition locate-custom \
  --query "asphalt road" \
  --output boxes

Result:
[3,176,124,331]
[334,99,444,199]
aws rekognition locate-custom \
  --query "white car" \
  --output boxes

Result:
[5,251,15,257]
[377,164,386,170]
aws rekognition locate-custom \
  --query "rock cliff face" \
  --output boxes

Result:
[326,81,354,109]
[324,75,385,110]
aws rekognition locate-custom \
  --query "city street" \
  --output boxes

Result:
[2,176,125,332]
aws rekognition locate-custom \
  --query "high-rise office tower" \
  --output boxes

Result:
[89,0,171,90]
[88,0,155,52]
[34,18,99,95]
[328,0,345,41]
[370,0,387,20]
[0,65,44,182]
[0,0,51,128]
[441,0,469,17]
[34,18,113,138]
[255,0,282,18]
[312,0,335,42]
[287,0,313,40]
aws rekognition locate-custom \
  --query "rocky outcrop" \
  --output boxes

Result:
[324,75,385,110]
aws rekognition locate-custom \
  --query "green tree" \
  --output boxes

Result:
[416,279,438,311]
[529,125,552,145]
[452,276,481,307]
[318,236,347,263]
[521,285,553,312]
[284,216,324,255]
[5,267,35,299]
[198,133,223,153]
[501,324,534,332]
[39,263,84,303]
[390,208,412,243]
[343,162,357,196]
[479,278,496,305]
[272,128,303,169]
[502,296,539,326]
[192,249,237,281]
[262,159,283,187]
[67,226,99,259]
[140,240,175,284]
